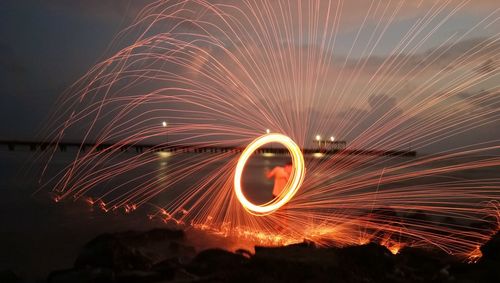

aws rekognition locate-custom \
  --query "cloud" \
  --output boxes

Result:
[340,37,500,76]
[2,0,499,152]
[475,59,498,75]
[334,94,403,142]
[457,90,500,110]
[40,1,500,38]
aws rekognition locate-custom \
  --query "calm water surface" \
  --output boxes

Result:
[0,147,497,280]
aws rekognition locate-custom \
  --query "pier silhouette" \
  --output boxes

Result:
[0,140,417,157]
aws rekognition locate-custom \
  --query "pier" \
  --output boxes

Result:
[0,140,417,157]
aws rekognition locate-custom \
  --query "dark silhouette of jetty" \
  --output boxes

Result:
[0,140,417,157]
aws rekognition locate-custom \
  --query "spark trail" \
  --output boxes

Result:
[39,0,500,258]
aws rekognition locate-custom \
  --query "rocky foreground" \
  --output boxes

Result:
[2,228,499,283]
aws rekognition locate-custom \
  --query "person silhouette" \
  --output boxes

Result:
[266,162,293,231]
[266,163,292,199]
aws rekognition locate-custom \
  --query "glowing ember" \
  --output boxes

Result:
[466,246,483,263]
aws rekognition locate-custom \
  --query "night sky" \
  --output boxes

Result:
[1,0,499,152]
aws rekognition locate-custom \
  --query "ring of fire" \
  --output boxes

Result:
[234,133,305,216]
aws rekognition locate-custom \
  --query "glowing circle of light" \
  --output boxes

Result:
[234,133,305,216]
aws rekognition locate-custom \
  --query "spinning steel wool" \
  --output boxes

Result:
[39,0,500,259]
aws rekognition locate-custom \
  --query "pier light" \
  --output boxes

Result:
[162,121,167,127]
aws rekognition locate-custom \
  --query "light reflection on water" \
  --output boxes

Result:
[0,149,291,280]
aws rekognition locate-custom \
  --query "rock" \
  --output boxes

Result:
[235,249,252,258]
[450,260,500,283]
[480,230,500,262]
[74,228,189,271]
[251,241,396,282]
[47,267,114,283]
[251,243,340,282]
[0,270,21,283]
[395,247,456,282]
[336,243,397,282]
[74,233,153,270]
[396,247,454,267]
[153,258,199,282]
[186,248,248,277]
[115,270,163,283]
[46,228,500,283]
[448,231,500,283]
[171,268,198,282]
[152,257,181,279]
[49,229,197,283]
[48,268,165,283]
[166,241,196,262]
[253,241,329,262]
